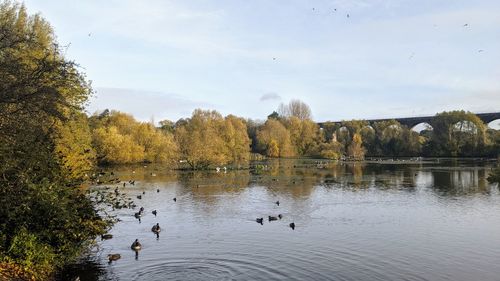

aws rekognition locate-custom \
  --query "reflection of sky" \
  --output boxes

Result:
[25,1,500,123]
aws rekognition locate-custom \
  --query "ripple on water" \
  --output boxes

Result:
[130,257,290,281]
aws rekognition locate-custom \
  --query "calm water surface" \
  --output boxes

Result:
[60,159,500,281]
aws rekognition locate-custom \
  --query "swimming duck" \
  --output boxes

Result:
[173,197,177,202]
[152,210,157,216]
[101,234,113,240]
[137,195,142,200]
[275,201,280,206]
[131,239,142,251]
[289,222,295,230]
[268,216,278,221]
[139,207,144,213]
[157,189,160,193]
[256,218,264,225]
[278,214,283,220]
[151,223,161,234]
[134,212,141,219]
[108,254,121,263]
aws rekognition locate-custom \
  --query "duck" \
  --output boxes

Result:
[275,201,280,206]
[151,223,161,234]
[256,218,264,225]
[278,214,283,220]
[268,216,278,221]
[108,254,121,263]
[101,234,113,240]
[142,191,146,195]
[173,197,177,202]
[152,210,157,216]
[157,189,160,193]
[137,195,142,200]
[134,212,142,219]
[289,222,295,230]
[131,239,142,251]
[139,207,144,213]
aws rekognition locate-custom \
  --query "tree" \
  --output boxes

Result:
[0,2,109,278]
[284,116,320,155]
[174,109,250,169]
[427,111,488,156]
[347,133,365,160]
[256,119,295,158]
[223,115,251,164]
[89,111,179,165]
[277,99,312,120]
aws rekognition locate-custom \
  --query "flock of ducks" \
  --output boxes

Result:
[103,182,297,264]
[255,201,296,230]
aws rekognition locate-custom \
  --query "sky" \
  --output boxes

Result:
[24,0,500,126]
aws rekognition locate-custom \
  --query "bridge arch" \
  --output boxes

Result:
[487,119,500,130]
[411,122,433,132]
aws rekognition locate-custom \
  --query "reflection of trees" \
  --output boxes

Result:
[107,159,495,203]
[432,168,490,195]
[177,170,250,205]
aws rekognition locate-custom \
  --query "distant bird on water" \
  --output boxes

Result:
[275,200,280,206]
[268,216,278,221]
[152,210,157,217]
[173,197,177,202]
[289,222,296,230]
[151,223,161,234]
[256,218,264,225]
[108,254,121,263]
[101,234,113,240]
[131,239,142,251]
[347,14,350,18]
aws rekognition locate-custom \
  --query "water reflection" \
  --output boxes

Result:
[61,159,500,281]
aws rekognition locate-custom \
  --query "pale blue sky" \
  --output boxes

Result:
[25,0,500,124]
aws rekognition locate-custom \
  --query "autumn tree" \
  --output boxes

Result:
[0,2,108,278]
[256,119,295,158]
[89,111,179,165]
[174,109,251,169]
[347,133,365,160]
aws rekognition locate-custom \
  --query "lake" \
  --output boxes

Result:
[59,158,500,281]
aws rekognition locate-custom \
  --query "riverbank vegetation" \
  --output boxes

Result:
[0,2,111,279]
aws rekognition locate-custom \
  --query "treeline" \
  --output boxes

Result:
[0,2,110,280]
[88,102,500,168]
